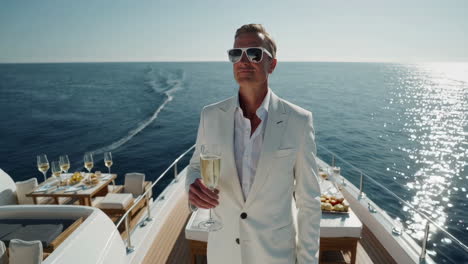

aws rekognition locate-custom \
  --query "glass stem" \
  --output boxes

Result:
[43,172,47,182]
[209,208,212,221]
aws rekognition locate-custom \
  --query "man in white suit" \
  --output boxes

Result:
[186,24,321,264]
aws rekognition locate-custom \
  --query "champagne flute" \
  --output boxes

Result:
[198,144,222,231]
[84,152,94,173]
[104,151,115,187]
[104,152,113,174]
[318,167,328,184]
[37,154,49,182]
[59,155,70,173]
[51,161,61,178]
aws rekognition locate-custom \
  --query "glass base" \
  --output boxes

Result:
[199,219,223,232]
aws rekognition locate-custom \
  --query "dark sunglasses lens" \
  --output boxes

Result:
[228,49,242,62]
[246,48,263,62]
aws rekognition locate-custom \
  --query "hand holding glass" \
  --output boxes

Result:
[198,144,222,231]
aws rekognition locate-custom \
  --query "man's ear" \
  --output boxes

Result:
[268,58,277,74]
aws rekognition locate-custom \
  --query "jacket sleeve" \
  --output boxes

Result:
[185,107,206,212]
[294,111,321,264]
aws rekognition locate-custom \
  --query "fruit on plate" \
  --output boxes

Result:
[321,202,333,211]
[69,172,83,184]
[320,194,349,212]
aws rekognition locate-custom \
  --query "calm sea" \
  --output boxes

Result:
[0,62,467,263]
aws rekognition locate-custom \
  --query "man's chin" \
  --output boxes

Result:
[236,78,256,85]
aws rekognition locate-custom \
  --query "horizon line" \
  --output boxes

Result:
[1,59,467,64]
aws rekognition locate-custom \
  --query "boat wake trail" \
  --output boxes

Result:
[92,67,185,154]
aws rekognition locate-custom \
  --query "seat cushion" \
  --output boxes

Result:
[8,239,43,264]
[15,178,38,204]
[0,223,22,239]
[0,240,8,264]
[2,224,63,248]
[98,193,133,209]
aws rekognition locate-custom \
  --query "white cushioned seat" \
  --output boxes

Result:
[15,178,38,205]
[8,239,43,264]
[97,193,133,210]
[124,173,145,198]
[0,240,7,264]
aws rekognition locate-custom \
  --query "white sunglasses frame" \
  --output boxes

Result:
[227,47,273,63]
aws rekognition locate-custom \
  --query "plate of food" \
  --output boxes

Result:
[320,194,349,214]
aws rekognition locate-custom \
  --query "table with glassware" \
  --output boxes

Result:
[185,166,362,264]
[26,173,117,206]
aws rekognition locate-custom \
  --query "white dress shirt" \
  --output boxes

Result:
[234,88,271,201]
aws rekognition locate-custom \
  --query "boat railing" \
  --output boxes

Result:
[115,144,195,253]
[317,144,468,263]
[113,143,467,263]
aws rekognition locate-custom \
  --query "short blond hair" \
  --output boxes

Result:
[235,24,277,59]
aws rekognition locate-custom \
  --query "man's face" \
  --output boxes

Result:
[232,32,277,87]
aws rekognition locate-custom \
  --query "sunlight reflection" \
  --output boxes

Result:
[396,63,468,243]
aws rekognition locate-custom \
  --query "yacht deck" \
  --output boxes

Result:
[139,196,397,264]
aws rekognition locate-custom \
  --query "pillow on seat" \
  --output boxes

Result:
[8,239,43,264]
[0,240,7,264]
[15,178,38,204]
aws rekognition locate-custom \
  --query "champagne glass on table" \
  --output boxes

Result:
[37,154,49,182]
[104,152,113,174]
[51,161,61,178]
[104,152,115,186]
[84,152,94,173]
[198,144,222,231]
[59,155,70,173]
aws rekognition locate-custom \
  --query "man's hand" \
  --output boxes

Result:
[189,178,219,209]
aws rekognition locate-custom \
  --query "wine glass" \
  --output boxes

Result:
[59,155,70,173]
[104,152,113,174]
[37,154,49,182]
[318,167,328,184]
[51,161,61,178]
[84,152,94,173]
[104,151,115,187]
[198,144,222,232]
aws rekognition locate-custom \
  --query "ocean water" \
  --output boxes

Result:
[0,62,467,263]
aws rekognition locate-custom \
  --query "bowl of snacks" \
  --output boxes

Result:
[320,194,349,213]
[68,172,83,185]
[85,173,99,186]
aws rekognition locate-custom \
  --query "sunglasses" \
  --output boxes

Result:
[227,47,273,63]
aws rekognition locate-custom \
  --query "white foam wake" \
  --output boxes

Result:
[91,69,184,155]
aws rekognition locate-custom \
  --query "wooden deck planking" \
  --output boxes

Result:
[142,193,192,264]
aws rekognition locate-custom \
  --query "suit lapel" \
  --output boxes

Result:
[218,97,245,206]
[244,92,288,209]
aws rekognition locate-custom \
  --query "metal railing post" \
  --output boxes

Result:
[125,216,135,254]
[358,171,364,199]
[173,162,179,182]
[419,221,430,263]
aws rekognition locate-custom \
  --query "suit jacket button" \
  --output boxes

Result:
[240,212,247,219]
[236,238,240,244]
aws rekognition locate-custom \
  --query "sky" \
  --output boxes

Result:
[0,0,467,63]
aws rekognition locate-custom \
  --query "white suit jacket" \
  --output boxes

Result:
[186,91,321,264]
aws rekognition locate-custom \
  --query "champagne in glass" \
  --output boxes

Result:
[104,151,115,187]
[84,152,94,173]
[59,155,70,173]
[37,154,49,182]
[198,144,222,232]
[104,152,113,174]
[51,161,61,178]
